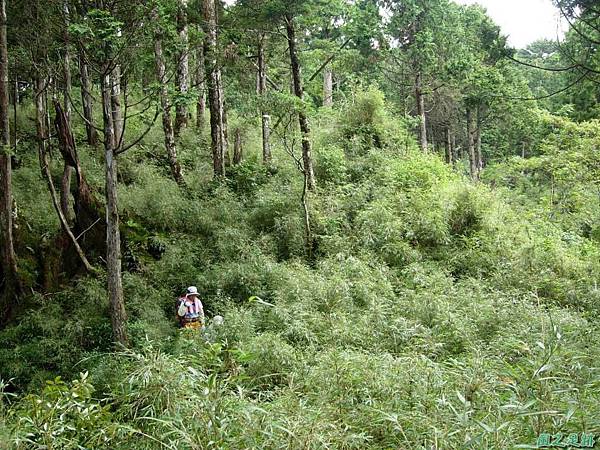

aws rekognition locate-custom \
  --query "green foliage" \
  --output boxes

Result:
[314,144,348,184]
[5,11,600,446]
[70,9,125,61]
[10,373,114,449]
[337,86,414,155]
[225,158,270,195]
[342,86,386,145]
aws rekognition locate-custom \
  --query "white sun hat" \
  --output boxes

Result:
[186,286,200,296]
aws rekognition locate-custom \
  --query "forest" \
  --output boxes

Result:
[0,0,600,448]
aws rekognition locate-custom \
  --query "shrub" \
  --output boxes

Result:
[341,86,387,153]
[314,144,348,184]
[10,373,114,449]
[242,332,299,390]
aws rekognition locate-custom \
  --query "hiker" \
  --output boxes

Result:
[177,286,205,329]
[203,315,224,343]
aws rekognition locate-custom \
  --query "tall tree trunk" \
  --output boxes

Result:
[62,1,72,124]
[175,0,190,137]
[285,14,316,191]
[101,64,128,347]
[445,127,452,165]
[323,66,333,107]
[450,130,457,167]
[0,0,19,325]
[452,132,457,163]
[195,41,206,129]
[79,53,97,146]
[202,0,227,177]
[222,94,230,167]
[61,0,73,222]
[415,71,427,152]
[467,107,478,181]
[153,19,184,186]
[257,34,271,164]
[262,113,271,164]
[475,105,483,175]
[301,164,312,261]
[111,63,123,149]
[12,80,17,148]
[233,127,242,165]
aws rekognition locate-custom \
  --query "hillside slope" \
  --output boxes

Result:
[1,103,600,449]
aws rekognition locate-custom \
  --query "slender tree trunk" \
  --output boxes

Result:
[467,107,478,181]
[256,36,266,114]
[415,71,427,152]
[445,127,452,165]
[79,53,97,146]
[195,41,206,129]
[202,0,227,177]
[101,64,128,346]
[61,1,73,222]
[475,105,483,175]
[222,95,230,167]
[62,1,72,124]
[153,20,184,186]
[111,63,123,149]
[285,14,315,191]
[175,0,190,137]
[233,127,242,165]
[301,167,312,261]
[257,34,271,164]
[12,79,16,148]
[262,113,271,164]
[452,132,457,162]
[0,0,19,325]
[475,127,482,173]
[323,66,333,107]
[449,130,456,167]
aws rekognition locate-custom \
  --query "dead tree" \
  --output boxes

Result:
[53,99,103,250]
[35,83,95,274]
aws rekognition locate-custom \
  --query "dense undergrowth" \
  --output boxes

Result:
[1,90,600,449]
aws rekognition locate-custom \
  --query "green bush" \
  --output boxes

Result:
[314,144,348,184]
[10,373,114,449]
[341,86,387,153]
